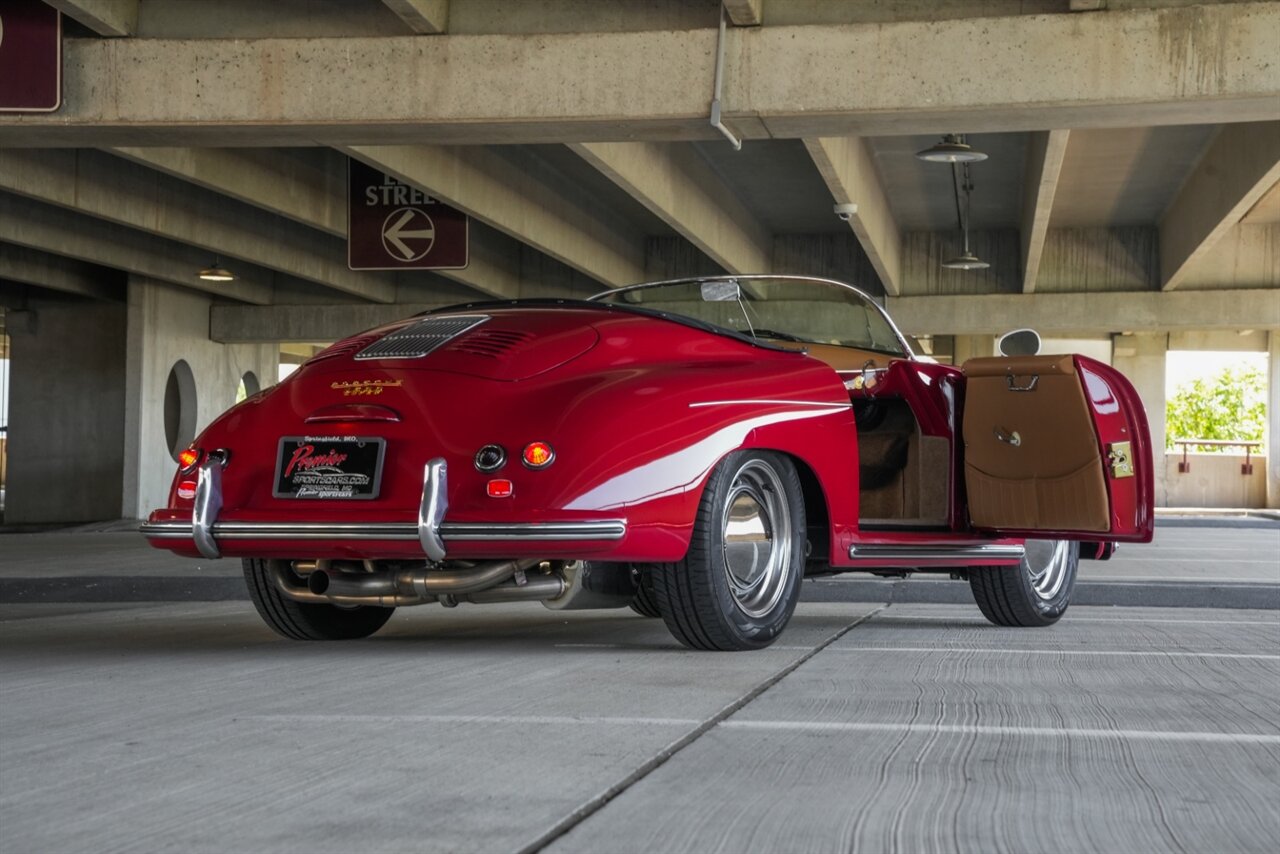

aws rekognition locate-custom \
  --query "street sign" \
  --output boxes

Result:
[0,0,61,112]
[348,161,469,271]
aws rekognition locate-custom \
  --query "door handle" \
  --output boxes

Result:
[1006,370,1038,392]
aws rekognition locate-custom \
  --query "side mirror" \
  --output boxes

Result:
[998,328,1041,357]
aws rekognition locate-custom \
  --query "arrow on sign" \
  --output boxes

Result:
[381,207,436,262]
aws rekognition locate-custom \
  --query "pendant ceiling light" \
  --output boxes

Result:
[916,133,988,163]
[198,258,236,282]
[941,162,989,271]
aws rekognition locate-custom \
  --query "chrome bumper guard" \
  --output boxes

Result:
[140,455,626,559]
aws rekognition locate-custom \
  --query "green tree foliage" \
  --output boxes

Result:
[1166,364,1267,450]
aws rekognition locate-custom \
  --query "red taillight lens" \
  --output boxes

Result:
[178,447,202,471]
[522,442,554,469]
[177,480,198,500]
[486,479,514,498]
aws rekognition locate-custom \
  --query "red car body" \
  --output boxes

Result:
[142,276,1153,646]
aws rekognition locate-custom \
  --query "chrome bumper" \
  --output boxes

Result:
[139,455,626,560]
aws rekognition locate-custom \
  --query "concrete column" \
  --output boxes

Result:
[121,277,278,519]
[1112,332,1168,507]
[953,335,996,365]
[1268,331,1280,509]
[5,296,128,524]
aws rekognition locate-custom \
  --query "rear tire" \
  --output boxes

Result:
[651,451,805,650]
[969,539,1078,627]
[242,558,395,640]
[629,566,661,618]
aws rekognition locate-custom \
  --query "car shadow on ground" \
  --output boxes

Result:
[0,605,871,659]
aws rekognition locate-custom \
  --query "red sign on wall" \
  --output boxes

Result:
[0,0,61,112]
[348,161,469,271]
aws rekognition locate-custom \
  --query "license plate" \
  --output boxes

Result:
[273,436,386,500]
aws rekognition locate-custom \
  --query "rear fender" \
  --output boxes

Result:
[556,390,859,563]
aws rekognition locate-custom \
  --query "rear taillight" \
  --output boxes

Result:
[522,442,554,469]
[178,447,203,473]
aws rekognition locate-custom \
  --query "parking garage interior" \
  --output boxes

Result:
[0,1,1277,852]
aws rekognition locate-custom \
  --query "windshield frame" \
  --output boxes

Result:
[588,275,915,359]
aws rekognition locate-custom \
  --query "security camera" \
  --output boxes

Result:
[833,203,858,221]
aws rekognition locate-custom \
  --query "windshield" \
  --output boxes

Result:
[590,276,909,357]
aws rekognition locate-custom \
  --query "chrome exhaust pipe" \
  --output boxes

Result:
[456,576,566,604]
[273,558,543,607]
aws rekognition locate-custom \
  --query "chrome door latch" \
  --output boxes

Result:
[1107,441,1135,478]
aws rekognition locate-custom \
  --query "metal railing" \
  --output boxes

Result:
[1171,439,1262,475]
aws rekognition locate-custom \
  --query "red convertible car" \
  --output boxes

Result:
[142,276,1153,649]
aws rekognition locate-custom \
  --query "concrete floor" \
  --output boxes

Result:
[1,601,1277,854]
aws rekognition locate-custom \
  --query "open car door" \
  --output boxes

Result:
[960,354,1154,543]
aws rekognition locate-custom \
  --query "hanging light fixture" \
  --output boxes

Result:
[916,133,988,163]
[941,162,989,270]
[198,257,236,282]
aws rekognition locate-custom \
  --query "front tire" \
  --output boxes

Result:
[651,451,806,650]
[243,558,395,640]
[969,539,1079,627]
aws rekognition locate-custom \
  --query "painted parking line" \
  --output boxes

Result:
[878,614,1280,626]
[719,720,1280,745]
[239,714,702,727]
[1083,574,1279,581]
[827,646,1280,660]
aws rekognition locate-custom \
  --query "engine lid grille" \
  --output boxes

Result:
[355,315,489,360]
[444,328,536,359]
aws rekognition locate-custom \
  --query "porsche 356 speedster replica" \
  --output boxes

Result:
[142,275,1153,649]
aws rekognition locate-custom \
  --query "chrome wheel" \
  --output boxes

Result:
[721,459,793,619]
[650,450,806,650]
[1024,539,1072,601]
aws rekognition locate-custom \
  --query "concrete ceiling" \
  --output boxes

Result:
[866,134,1030,231]
[1052,125,1218,226]
[1,0,1276,340]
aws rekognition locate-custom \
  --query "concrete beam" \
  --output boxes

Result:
[0,192,275,305]
[804,137,902,296]
[210,303,449,344]
[1021,130,1070,294]
[344,146,646,287]
[0,244,122,301]
[569,142,770,274]
[109,146,521,299]
[723,0,763,27]
[380,0,448,33]
[1242,178,1280,224]
[214,285,1280,344]
[886,288,1280,337]
[0,148,395,303]
[110,147,348,237]
[2,3,1276,145]
[1161,121,1280,291]
[42,0,137,36]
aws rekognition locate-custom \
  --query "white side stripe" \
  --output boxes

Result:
[689,400,851,409]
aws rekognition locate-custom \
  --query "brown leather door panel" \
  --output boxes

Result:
[961,355,1109,532]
